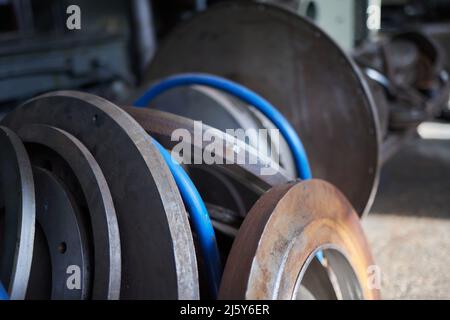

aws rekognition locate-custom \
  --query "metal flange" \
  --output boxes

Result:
[31,166,90,299]
[2,91,199,299]
[143,1,381,216]
[124,107,291,220]
[219,179,380,300]
[124,107,290,193]
[146,85,297,178]
[0,126,35,300]
[18,124,121,299]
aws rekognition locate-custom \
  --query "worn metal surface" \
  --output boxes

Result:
[0,126,35,300]
[124,107,291,194]
[148,85,296,177]
[1,91,199,299]
[18,124,121,299]
[219,179,379,300]
[32,166,90,299]
[143,1,381,217]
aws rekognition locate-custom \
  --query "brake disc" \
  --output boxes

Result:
[1,91,198,299]
[0,126,35,300]
[148,85,297,177]
[17,124,121,299]
[219,179,380,300]
[124,107,291,219]
[124,107,290,193]
[143,1,381,216]
[31,166,90,299]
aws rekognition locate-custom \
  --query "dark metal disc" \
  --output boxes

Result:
[32,166,90,300]
[1,91,198,299]
[143,1,381,216]
[17,124,121,299]
[0,126,35,300]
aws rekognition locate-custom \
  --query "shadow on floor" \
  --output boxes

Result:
[372,137,450,219]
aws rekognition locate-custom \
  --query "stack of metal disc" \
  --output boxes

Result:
[0,89,379,300]
[0,2,381,300]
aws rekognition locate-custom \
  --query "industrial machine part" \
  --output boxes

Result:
[355,31,450,130]
[30,166,90,299]
[142,1,381,217]
[124,107,291,193]
[145,85,297,178]
[0,126,35,300]
[17,124,121,299]
[2,91,199,299]
[135,73,312,181]
[219,180,379,300]
[0,88,378,300]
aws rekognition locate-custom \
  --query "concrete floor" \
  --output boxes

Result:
[363,125,450,299]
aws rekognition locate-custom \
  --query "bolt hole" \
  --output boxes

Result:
[92,114,99,126]
[58,242,67,254]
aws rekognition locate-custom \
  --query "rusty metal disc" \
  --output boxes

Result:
[219,179,380,300]
[17,124,121,299]
[0,126,35,300]
[143,1,381,216]
[1,91,198,299]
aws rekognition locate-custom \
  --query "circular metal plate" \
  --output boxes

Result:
[18,124,121,299]
[0,126,35,300]
[149,85,297,178]
[1,91,198,299]
[32,166,90,300]
[143,1,381,216]
[219,179,380,300]
[124,107,290,192]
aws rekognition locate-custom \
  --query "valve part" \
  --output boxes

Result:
[219,179,380,300]
[17,124,121,299]
[1,91,199,299]
[143,1,380,216]
[0,126,35,300]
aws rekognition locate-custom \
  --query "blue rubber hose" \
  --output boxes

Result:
[152,138,221,298]
[134,73,312,180]
[0,281,8,300]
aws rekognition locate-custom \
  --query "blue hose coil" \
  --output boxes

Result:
[0,281,8,300]
[152,138,221,298]
[134,73,312,179]
[135,72,313,298]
